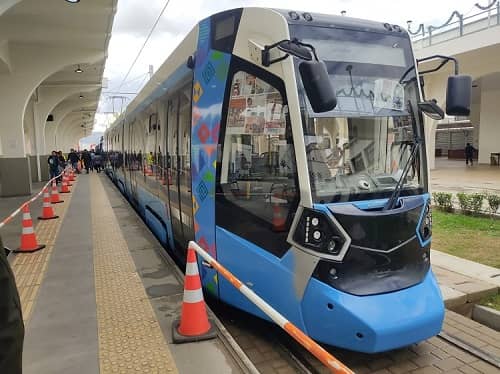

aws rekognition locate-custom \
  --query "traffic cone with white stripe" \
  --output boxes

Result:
[38,187,59,220]
[14,205,45,253]
[60,175,71,193]
[172,246,216,343]
[51,181,64,204]
[68,168,76,182]
[65,171,73,186]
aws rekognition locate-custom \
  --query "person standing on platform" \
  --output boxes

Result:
[0,234,24,374]
[90,150,96,172]
[68,149,80,173]
[82,149,91,174]
[465,143,476,166]
[147,151,154,174]
[94,152,102,173]
[57,151,66,179]
[48,150,60,182]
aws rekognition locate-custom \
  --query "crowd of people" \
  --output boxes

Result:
[47,148,104,181]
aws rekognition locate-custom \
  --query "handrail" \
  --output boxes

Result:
[188,240,354,374]
[0,168,68,229]
[409,0,499,45]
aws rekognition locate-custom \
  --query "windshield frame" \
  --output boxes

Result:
[289,24,428,204]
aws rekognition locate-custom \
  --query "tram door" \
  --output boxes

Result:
[128,118,139,205]
[166,84,194,253]
[177,86,194,249]
[167,97,183,245]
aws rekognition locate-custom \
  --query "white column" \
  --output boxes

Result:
[478,88,500,164]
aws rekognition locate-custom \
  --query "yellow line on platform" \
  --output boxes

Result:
[90,175,178,374]
[11,180,77,324]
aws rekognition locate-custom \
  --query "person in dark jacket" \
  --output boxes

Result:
[48,150,60,182]
[68,149,80,173]
[0,234,24,374]
[81,149,91,174]
[465,143,476,166]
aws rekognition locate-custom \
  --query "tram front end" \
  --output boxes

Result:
[275,11,471,352]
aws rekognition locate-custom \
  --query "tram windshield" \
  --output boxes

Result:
[290,24,425,203]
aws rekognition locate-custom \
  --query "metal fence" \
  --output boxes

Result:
[409,0,500,49]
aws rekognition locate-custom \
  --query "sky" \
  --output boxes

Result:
[92,0,482,133]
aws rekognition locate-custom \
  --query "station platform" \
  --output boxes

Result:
[1,172,499,373]
[4,173,245,374]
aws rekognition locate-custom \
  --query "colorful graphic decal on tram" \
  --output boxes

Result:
[191,18,231,297]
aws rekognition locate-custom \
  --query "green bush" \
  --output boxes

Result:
[469,193,485,214]
[486,194,500,214]
[432,192,453,211]
[456,192,471,213]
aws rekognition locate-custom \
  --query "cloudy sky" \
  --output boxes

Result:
[92,0,482,132]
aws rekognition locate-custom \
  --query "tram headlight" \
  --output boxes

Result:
[292,208,345,256]
[327,239,336,253]
[419,204,432,241]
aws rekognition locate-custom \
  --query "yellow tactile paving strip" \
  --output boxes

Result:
[90,175,178,374]
[11,181,76,323]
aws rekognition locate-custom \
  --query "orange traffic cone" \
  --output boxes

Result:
[38,188,59,220]
[65,172,73,187]
[60,176,71,193]
[172,246,216,343]
[68,169,76,182]
[13,205,45,253]
[51,181,64,204]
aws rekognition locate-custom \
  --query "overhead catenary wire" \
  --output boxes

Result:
[118,72,149,88]
[117,0,171,91]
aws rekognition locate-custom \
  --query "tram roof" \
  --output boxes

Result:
[107,7,407,133]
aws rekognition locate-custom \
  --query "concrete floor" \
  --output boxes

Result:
[431,158,500,195]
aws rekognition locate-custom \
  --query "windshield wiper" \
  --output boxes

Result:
[383,139,420,211]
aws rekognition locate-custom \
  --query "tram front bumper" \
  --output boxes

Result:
[301,270,444,353]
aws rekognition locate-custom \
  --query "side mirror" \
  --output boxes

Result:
[299,61,337,113]
[418,99,444,120]
[446,75,472,116]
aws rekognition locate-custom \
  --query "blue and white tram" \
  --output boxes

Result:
[105,8,471,353]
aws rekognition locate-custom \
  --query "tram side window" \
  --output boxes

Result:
[217,70,299,256]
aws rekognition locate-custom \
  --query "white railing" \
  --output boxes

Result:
[409,0,500,49]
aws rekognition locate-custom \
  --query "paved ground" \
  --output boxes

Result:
[431,158,500,195]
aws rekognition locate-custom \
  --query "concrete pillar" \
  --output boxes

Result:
[470,101,481,149]
[421,73,447,171]
[0,90,31,195]
[478,88,500,164]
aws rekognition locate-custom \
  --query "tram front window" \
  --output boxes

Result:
[304,116,423,203]
[291,23,426,203]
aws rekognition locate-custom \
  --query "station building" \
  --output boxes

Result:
[412,6,500,169]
